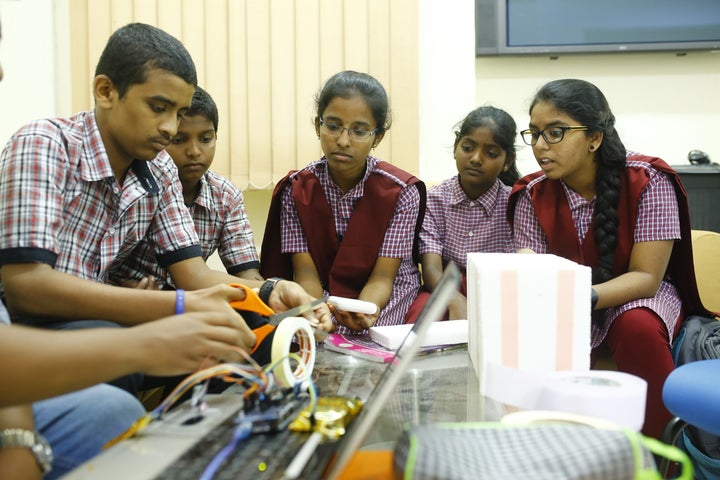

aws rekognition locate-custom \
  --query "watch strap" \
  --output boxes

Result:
[0,428,53,474]
[258,277,282,305]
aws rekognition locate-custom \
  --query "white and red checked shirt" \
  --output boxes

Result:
[512,158,683,347]
[0,111,200,296]
[420,176,514,270]
[280,156,421,331]
[109,169,260,288]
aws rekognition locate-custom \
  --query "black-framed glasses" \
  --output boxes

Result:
[520,126,588,146]
[318,117,378,143]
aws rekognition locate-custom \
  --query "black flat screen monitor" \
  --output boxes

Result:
[476,0,720,56]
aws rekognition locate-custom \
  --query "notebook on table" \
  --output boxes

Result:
[65,263,461,480]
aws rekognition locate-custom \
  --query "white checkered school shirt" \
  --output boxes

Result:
[420,176,514,270]
[280,156,422,331]
[0,111,200,296]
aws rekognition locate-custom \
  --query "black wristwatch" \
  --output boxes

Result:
[259,277,283,304]
[0,428,53,474]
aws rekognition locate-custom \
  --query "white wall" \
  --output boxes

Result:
[418,0,477,185]
[0,0,70,148]
[475,52,720,176]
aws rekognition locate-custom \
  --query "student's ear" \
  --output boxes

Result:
[313,117,321,138]
[93,75,117,108]
[589,132,604,151]
[372,131,385,149]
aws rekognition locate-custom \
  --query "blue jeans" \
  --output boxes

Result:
[33,385,145,479]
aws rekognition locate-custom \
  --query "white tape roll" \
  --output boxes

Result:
[484,363,648,431]
[271,317,316,388]
[537,370,647,432]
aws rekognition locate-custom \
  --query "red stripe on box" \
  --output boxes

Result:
[500,270,519,368]
[556,270,575,370]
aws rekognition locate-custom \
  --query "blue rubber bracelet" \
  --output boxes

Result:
[175,289,185,314]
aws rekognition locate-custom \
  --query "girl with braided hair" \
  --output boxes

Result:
[507,78,709,438]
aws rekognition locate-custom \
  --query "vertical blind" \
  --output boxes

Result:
[67,0,420,190]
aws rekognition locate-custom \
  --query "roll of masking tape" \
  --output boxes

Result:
[271,317,316,388]
[536,370,647,432]
[501,410,623,431]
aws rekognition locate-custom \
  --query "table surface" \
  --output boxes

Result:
[65,344,502,479]
[312,344,502,448]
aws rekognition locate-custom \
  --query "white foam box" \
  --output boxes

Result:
[466,253,592,395]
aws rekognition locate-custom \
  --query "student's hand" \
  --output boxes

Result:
[447,293,467,320]
[267,280,333,331]
[329,305,378,331]
[126,311,254,375]
[183,284,256,346]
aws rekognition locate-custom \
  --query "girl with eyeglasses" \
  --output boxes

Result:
[419,106,520,320]
[507,78,712,439]
[261,70,426,333]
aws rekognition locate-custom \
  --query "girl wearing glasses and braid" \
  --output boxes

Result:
[507,78,711,439]
[261,70,426,333]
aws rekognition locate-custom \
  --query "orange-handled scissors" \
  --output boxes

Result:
[228,283,326,355]
[228,283,326,326]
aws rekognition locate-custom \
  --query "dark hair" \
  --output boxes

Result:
[95,23,197,99]
[185,86,219,132]
[530,78,627,283]
[454,105,520,186]
[314,70,392,134]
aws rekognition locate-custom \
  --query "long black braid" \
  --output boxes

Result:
[530,79,627,284]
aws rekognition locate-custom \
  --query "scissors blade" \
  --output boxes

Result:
[267,297,326,326]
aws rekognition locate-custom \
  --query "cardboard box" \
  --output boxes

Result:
[466,253,592,396]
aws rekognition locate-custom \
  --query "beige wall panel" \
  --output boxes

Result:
[156,0,183,40]
[133,0,157,25]
[69,0,90,113]
[245,1,274,188]
[109,0,134,28]
[85,1,112,108]
[180,0,206,87]
[204,0,231,176]
[343,0,369,71]
[387,0,418,175]
[366,0,391,164]
[227,0,250,188]
[318,0,345,81]
[294,0,323,170]
[269,0,298,181]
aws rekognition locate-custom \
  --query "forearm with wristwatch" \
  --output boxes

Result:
[258,277,283,305]
[0,406,53,477]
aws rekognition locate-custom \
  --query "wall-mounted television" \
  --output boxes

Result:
[476,0,720,56]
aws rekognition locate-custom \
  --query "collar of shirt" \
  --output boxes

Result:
[561,180,596,212]
[79,111,115,182]
[449,175,501,215]
[317,155,379,199]
[78,111,160,194]
[187,172,212,210]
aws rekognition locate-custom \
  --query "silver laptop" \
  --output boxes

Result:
[65,263,461,480]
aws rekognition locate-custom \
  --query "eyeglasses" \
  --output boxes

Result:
[318,117,378,143]
[520,126,588,146]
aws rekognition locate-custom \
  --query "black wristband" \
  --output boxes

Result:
[259,277,282,304]
[591,288,599,310]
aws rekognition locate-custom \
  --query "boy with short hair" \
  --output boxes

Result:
[0,23,331,374]
[112,86,262,289]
